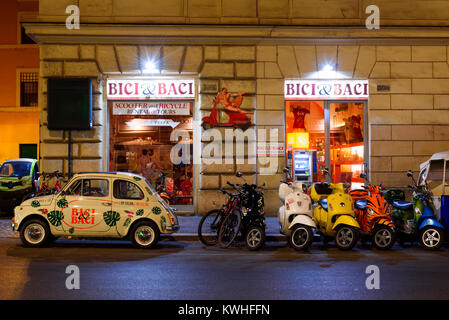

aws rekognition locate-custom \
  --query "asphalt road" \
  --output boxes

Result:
[1,236,449,300]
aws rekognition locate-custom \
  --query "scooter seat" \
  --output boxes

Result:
[355,199,367,210]
[319,199,328,211]
[392,200,413,210]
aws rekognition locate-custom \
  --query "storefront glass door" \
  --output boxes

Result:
[285,100,367,188]
[108,101,194,207]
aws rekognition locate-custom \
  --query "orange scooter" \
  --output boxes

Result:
[349,174,396,250]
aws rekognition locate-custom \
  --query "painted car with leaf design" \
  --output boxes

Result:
[12,172,179,248]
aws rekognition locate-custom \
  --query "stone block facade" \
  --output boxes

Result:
[38,40,449,215]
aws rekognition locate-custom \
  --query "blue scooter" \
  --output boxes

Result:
[387,170,445,250]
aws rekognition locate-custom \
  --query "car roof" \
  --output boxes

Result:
[3,158,36,163]
[72,171,144,179]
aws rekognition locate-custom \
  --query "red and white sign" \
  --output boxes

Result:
[107,79,195,100]
[285,80,369,100]
[257,142,285,156]
[112,101,191,115]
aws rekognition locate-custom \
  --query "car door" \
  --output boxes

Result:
[112,178,147,236]
[53,177,113,237]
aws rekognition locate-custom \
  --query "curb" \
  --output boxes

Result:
[161,233,286,242]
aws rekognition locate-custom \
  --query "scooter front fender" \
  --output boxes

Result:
[332,215,360,230]
[418,217,445,231]
[289,214,316,229]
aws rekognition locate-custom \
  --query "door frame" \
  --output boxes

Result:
[284,99,369,184]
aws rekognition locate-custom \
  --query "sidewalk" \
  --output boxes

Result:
[0,216,284,241]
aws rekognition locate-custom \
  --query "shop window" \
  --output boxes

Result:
[113,180,144,200]
[17,70,39,107]
[285,100,366,189]
[109,102,193,205]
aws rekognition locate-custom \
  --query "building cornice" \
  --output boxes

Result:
[24,23,449,45]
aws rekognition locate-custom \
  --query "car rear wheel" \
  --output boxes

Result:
[130,221,160,249]
[20,218,50,247]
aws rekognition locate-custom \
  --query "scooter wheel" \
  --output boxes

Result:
[289,225,313,251]
[373,226,396,250]
[420,226,444,251]
[335,226,359,251]
[245,225,265,251]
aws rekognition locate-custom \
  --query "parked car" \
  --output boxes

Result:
[12,171,179,248]
[0,158,40,215]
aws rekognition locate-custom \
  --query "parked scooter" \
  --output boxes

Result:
[278,168,316,250]
[349,173,396,250]
[387,170,445,250]
[311,169,360,250]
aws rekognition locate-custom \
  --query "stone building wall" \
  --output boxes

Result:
[38,43,449,215]
[38,0,449,26]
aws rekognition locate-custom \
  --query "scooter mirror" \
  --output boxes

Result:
[406,170,413,177]
[235,171,243,178]
[283,167,289,173]
[360,173,366,179]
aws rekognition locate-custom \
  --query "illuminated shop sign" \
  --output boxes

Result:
[112,101,191,115]
[107,79,195,99]
[285,80,369,99]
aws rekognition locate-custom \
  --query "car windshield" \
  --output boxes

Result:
[0,161,32,178]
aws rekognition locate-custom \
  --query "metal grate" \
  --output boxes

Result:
[20,72,38,107]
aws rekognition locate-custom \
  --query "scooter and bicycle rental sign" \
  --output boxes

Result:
[107,79,195,118]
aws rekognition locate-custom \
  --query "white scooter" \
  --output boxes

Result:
[278,168,316,250]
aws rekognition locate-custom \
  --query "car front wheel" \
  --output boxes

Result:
[20,218,50,247]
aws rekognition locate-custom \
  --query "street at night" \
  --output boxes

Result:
[3,0,449,309]
[1,233,449,300]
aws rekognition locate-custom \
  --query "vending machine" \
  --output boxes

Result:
[293,150,313,182]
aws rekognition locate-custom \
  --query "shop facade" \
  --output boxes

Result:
[27,12,449,216]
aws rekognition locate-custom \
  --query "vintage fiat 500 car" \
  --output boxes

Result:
[12,172,179,248]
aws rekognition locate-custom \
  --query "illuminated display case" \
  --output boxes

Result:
[330,142,364,184]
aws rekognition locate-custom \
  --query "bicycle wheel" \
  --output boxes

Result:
[198,209,223,246]
[218,209,242,248]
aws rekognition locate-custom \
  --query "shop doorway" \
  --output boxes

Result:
[108,101,194,209]
[285,100,368,189]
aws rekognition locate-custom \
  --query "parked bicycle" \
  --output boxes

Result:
[198,172,266,250]
[23,170,67,201]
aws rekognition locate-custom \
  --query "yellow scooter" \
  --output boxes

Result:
[311,169,360,250]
